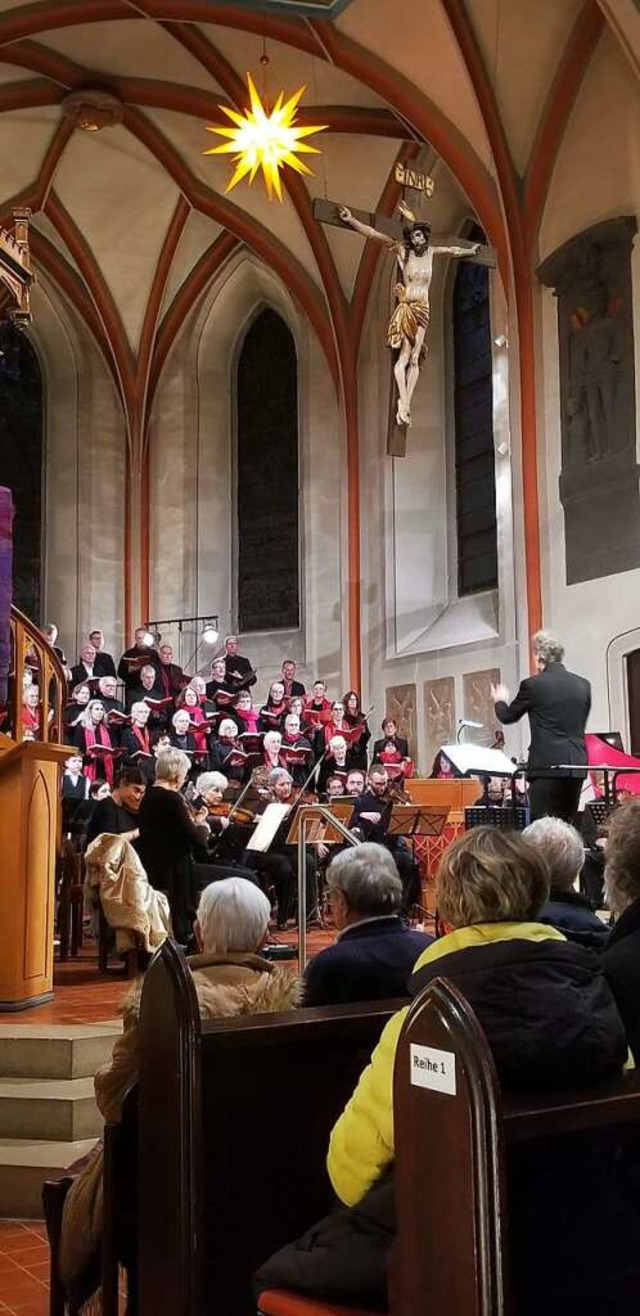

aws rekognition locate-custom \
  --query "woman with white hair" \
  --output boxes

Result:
[59,877,300,1308]
[523,816,607,949]
[137,748,212,944]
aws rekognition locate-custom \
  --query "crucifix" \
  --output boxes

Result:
[314,165,496,456]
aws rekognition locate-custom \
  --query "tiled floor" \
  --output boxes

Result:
[0,1220,50,1316]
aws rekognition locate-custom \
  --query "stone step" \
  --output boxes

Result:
[0,1023,120,1080]
[0,1077,103,1142]
[0,1137,99,1219]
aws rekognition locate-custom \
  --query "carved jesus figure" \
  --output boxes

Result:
[339,206,478,427]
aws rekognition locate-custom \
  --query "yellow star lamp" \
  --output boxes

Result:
[205,74,326,202]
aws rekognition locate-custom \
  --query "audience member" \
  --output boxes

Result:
[602,798,640,1064]
[59,877,300,1311]
[524,816,608,949]
[257,828,629,1314]
[304,845,432,1006]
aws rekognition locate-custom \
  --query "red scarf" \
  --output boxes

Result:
[84,723,114,784]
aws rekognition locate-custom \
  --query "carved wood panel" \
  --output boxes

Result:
[423,677,456,770]
[385,683,417,762]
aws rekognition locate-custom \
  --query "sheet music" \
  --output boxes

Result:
[441,744,516,776]
[245,802,290,853]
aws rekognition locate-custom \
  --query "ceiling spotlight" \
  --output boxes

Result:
[141,630,155,648]
[202,621,219,645]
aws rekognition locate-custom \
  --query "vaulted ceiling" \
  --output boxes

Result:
[0,0,624,454]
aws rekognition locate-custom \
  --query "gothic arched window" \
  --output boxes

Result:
[236,308,299,632]
[452,226,498,596]
[0,324,43,619]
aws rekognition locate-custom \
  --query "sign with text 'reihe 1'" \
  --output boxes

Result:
[410,1043,457,1096]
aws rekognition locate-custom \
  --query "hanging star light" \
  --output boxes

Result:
[205,73,326,202]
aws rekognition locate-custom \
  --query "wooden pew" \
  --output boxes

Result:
[131,940,399,1316]
[392,977,640,1315]
[259,978,640,1316]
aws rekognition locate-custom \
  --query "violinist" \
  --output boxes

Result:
[242,768,318,930]
[194,770,233,836]
[345,768,366,797]
[193,770,258,870]
[343,692,371,770]
[324,774,347,803]
[259,681,288,734]
[280,713,314,786]
[351,766,421,913]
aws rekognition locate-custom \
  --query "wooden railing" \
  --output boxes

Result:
[7,605,67,745]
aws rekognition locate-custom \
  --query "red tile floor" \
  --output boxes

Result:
[0,928,336,1311]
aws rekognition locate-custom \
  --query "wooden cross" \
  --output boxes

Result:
[313,196,496,456]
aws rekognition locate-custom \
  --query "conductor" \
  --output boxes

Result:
[491,631,591,823]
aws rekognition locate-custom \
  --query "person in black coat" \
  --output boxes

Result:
[281,659,306,700]
[523,816,608,949]
[222,634,256,691]
[70,643,115,690]
[117,629,161,695]
[304,844,432,1006]
[601,798,640,1065]
[136,747,213,945]
[85,767,146,848]
[492,630,591,823]
[371,717,409,765]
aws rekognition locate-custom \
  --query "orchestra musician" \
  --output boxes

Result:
[259,681,289,734]
[324,774,347,802]
[345,768,366,796]
[242,768,318,929]
[223,634,257,691]
[350,766,421,913]
[74,699,117,786]
[281,659,306,700]
[343,692,371,770]
[117,628,161,695]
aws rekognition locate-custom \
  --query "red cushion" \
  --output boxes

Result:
[258,1290,382,1316]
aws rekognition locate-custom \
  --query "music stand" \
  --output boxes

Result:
[286,804,360,970]
[465,806,528,832]
[386,805,449,841]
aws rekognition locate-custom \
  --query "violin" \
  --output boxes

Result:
[207,800,255,826]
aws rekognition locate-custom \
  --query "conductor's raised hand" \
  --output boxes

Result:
[491,682,510,705]
[338,205,353,224]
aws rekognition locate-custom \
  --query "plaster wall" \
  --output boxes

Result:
[537,30,640,740]
[148,251,346,697]
[35,277,126,662]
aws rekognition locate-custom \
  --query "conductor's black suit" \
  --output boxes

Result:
[495,661,591,822]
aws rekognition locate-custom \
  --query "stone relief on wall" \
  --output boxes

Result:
[423,677,456,769]
[385,683,417,762]
[537,216,639,584]
[463,668,501,746]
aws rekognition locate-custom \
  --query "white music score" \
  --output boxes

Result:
[410,1043,457,1096]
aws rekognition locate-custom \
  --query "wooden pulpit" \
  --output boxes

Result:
[0,738,70,1010]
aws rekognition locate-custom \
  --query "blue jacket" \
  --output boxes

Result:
[539,887,608,950]
[303,916,432,1007]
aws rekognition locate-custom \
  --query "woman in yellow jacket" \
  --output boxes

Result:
[327,826,627,1207]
